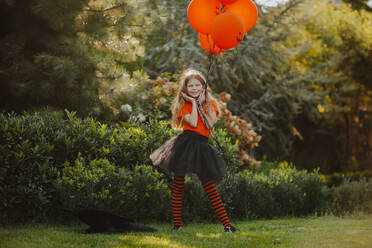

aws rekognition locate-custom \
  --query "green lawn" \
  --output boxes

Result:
[1,215,372,248]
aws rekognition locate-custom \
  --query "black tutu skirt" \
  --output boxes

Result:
[160,130,226,181]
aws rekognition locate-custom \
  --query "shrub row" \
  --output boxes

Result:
[56,157,171,222]
[1,111,370,224]
[54,160,372,222]
[54,158,327,223]
[0,110,236,223]
[221,161,327,219]
[326,178,372,215]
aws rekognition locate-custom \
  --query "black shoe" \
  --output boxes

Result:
[224,225,236,233]
[173,226,183,231]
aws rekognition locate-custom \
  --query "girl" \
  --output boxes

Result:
[154,68,236,233]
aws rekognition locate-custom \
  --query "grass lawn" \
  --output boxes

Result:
[1,215,372,248]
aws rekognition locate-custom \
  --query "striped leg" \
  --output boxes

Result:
[172,175,185,228]
[201,178,231,228]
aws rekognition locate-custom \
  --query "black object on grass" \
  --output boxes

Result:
[77,209,157,233]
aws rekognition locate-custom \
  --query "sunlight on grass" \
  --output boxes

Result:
[195,232,222,239]
[118,235,194,248]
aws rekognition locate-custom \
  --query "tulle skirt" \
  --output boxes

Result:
[159,130,226,181]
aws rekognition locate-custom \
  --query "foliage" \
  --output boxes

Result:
[0,0,147,116]
[13,110,372,224]
[320,170,372,186]
[284,1,372,173]
[57,159,327,222]
[1,0,371,224]
[6,110,372,223]
[218,92,262,168]
[327,178,372,215]
[220,161,327,219]
[0,110,237,223]
[0,110,330,223]
[57,157,171,222]
[142,0,206,77]
[1,0,371,176]
[107,75,179,123]
[0,111,59,222]
[0,110,237,168]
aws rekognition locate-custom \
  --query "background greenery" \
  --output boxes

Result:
[1,111,371,224]
[0,0,371,224]
[1,0,370,172]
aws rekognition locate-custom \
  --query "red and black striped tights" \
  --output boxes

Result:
[172,175,231,228]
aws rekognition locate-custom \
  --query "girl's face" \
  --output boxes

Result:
[186,78,204,98]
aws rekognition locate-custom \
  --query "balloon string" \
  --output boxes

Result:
[205,44,215,97]
[203,44,227,166]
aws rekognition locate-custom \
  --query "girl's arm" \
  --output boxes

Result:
[181,93,198,127]
[205,104,217,127]
[199,91,217,128]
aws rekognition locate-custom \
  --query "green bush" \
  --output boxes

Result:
[57,156,171,222]
[220,162,327,219]
[209,128,238,167]
[0,111,149,221]
[327,178,372,215]
[0,110,332,223]
[170,162,326,222]
[0,112,57,223]
[0,110,237,223]
[221,171,278,219]
[55,154,117,210]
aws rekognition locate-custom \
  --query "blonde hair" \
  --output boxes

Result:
[171,68,219,129]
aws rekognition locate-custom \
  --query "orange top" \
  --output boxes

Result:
[177,99,219,137]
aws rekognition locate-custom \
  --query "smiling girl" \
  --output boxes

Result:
[152,68,236,233]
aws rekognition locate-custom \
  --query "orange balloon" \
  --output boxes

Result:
[218,0,238,5]
[187,0,222,34]
[224,0,258,32]
[211,12,245,50]
[199,33,224,54]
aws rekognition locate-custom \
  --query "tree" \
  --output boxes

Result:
[283,1,372,172]
[142,0,206,77]
[0,0,145,117]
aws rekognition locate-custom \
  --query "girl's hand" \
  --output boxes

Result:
[181,92,196,103]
